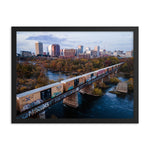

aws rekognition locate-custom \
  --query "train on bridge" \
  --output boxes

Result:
[16,63,123,113]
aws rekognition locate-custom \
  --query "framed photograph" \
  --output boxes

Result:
[12,27,138,123]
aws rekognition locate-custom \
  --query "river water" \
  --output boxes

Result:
[43,73,134,119]
[46,70,70,81]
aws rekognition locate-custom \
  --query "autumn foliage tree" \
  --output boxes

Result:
[16,62,50,93]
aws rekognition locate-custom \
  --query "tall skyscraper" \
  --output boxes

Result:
[78,45,83,54]
[35,42,43,55]
[94,46,100,57]
[51,44,60,57]
[48,45,52,56]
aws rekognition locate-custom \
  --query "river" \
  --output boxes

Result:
[41,75,134,119]
[46,70,70,81]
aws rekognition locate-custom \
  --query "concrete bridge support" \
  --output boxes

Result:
[63,92,79,108]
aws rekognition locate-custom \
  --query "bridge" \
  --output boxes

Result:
[16,62,124,119]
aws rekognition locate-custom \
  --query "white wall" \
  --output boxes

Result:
[0,1,149,150]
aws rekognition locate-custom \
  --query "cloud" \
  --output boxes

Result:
[26,34,67,44]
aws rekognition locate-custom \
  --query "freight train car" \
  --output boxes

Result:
[51,83,63,98]
[97,69,105,76]
[61,75,86,92]
[61,76,82,92]
[108,66,112,72]
[105,67,109,74]
[111,65,115,71]
[115,64,118,70]
[40,82,63,100]
[61,78,74,92]
[16,91,41,112]
[16,82,63,112]
[78,75,86,85]
[83,72,92,82]
[91,71,97,79]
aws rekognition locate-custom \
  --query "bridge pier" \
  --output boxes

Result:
[63,93,78,108]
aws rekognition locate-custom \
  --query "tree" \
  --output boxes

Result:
[128,78,134,92]
[92,88,103,96]
[110,77,120,84]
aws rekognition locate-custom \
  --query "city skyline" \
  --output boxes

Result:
[17,31,133,53]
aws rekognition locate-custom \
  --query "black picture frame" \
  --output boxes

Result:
[12,26,138,123]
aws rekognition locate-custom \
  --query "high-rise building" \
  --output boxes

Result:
[94,46,100,57]
[63,49,76,58]
[48,45,52,56]
[91,50,97,58]
[125,51,132,57]
[51,44,60,57]
[35,42,43,56]
[77,45,83,55]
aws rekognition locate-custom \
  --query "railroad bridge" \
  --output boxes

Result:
[16,62,123,119]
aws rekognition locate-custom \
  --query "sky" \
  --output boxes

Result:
[17,31,133,53]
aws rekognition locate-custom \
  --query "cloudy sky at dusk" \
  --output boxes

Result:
[17,31,133,53]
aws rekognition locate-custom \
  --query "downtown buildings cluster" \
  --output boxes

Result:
[18,41,133,58]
